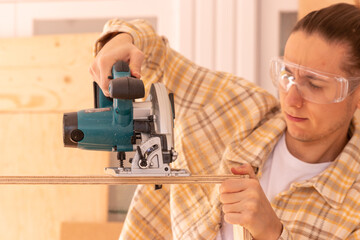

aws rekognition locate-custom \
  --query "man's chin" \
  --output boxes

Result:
[286,129,313,143]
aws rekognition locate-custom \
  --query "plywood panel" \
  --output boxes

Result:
[0,185,108,240]
[0,113,109,175]
[0,112,110,239]
[0,33,100,112]
[60,222,123,240]
[0,33,110,240]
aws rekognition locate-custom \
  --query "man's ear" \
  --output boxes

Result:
[356,90,360,109]
[354,87,360,109]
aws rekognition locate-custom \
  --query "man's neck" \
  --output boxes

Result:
[284,131,349,164]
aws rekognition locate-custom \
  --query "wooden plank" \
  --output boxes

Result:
[0,175,245,185]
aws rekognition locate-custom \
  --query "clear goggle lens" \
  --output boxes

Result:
[270,57,360,104]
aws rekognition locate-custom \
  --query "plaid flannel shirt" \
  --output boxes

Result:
[95,19,360,240]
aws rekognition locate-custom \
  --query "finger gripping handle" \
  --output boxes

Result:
[113,61,130,72]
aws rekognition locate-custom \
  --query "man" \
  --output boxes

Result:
[90,3,360,239]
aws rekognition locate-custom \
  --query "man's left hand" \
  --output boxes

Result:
[220,163,282,240]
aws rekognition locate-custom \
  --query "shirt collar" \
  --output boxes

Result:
[224,112,360,209]
[311,117,360,209]
[223,112,286,172]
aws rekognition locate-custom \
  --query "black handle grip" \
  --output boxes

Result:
[109,76,145,99]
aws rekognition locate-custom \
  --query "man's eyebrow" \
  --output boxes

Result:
[285,65,293,73]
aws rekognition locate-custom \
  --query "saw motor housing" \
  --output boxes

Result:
[63,61,189,176]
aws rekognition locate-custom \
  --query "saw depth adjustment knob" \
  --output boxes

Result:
[136,146,147,169]
[136,144,159,169]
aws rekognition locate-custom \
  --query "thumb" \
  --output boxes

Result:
[99,67,111,97]
[231,163,256,179]
[129,50,144,79]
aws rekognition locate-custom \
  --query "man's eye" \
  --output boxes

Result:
[303,75,327,90]
[308,81,322,90]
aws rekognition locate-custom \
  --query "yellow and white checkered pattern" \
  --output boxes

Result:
[95,19,360,240]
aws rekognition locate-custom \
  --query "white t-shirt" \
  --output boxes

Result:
[216,134,331,240]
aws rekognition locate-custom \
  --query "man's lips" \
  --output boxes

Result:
[286,113,307,122]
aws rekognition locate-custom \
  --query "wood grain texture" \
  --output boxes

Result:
[0,175,245,185]
[0,33,100,112]
[0,33,110,240]
[60,222,123,240]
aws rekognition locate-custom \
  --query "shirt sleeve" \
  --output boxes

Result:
[94,19,283,239]
[345,228,360,240]
[94,18,278,120]
[278,225,293,240]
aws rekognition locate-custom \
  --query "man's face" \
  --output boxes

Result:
[281,31,360,143]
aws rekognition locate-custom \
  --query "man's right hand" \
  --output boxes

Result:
[89,33,144,96]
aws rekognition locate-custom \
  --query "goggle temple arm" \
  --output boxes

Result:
[335,77,349,103]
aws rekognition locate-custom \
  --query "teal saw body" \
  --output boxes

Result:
[63,61,143,152]
[63,61,189,177]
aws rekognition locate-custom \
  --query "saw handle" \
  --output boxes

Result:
[93,61,145,108]
[109,61,145,99]
[110,76,145,99]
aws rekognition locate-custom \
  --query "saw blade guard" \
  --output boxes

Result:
[150,83,175,150]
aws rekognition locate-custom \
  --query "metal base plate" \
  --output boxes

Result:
[105,167,191,177]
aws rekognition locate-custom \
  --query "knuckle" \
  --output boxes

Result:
[248,190,258,200]
[133,47,143,55]
[220,181,230,191]
[222,204,229,213]
[245,201,258,213]
[219,193,225,203]
[223,213,232,224]
[226,213,244,226]
[89,62,96,73]
[133,49,145,60]
[248,179,260,189]
[99,81,108,91]
[97,57,107,68]
[243,213,253,225]
[248,211,257,222]
[139,51,145,59]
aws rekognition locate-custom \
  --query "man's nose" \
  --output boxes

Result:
[284,84,303,108]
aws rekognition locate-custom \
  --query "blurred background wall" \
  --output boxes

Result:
[0,0,300,95]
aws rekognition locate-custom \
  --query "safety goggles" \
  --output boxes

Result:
[270,57,360,104]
